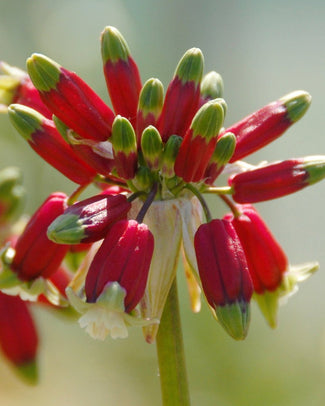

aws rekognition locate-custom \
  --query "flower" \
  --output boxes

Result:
[194,219,253,340]
[0,292,38,384]
[1,26,323,343]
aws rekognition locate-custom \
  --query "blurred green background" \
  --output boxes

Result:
[1,0,325,405]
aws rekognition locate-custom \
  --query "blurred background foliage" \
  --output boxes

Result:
[1,0,325,405]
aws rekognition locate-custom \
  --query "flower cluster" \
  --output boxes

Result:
[0,26,324,348]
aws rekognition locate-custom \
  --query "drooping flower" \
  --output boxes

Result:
[0,25,322,345]
[0,292,39,383]
[194,219,253,340]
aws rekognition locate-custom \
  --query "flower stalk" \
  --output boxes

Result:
[156,277,191,406]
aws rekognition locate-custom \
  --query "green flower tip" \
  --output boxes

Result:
[15,360,38,385]
[141,126,163,159]
[254,291,279,329]
[101,26,130,64]
[201,71,224,99]
[215,301,251,340]
[47,214,85,244]
[26,53,61,92]
[138,78,164,117]
[111,115,137,153]
[8,104,43,140]
[280,90,312,123]
[161,134,183,177]
[191,99,225,141]
[303,155,325,185]
[213,132,236,164]
[175,47,204,85]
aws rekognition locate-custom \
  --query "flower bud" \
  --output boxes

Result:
[141,125,163,170]
[111,115,138,179]
[160,134,182,178]
[27,53,115,141]
[0,292,38,384]
[47,192,131,244]
[223,91,311,163]
[224,204,288,327]
[174,99,225,182]
[8,105,97,184]
[200,71,224,104]
[230,156,325,203]
[85,219,154,310]
[101,26,142,128]
[136,78,164,140]
[204,131,236,184]
[194,219,253,340]
[157,48,204,141]
[0,61,51,117]
[9,193,69,281]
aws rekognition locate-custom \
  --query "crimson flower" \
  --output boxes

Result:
[0,26,323,341]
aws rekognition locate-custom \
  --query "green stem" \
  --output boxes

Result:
[156,277,191,406]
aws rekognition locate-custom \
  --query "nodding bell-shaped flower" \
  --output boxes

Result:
[0,193,69,304]
[0,292,39,384]
[229,156,325,203]
[47,191,131,244]
[194,219,253,340]
[67,219,155,340]
[225,204,318,328]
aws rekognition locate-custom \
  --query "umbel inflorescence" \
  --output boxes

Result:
[0,26,324,382]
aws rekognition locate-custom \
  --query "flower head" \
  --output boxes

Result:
[1,26,322,344]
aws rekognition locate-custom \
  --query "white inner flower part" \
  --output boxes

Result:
[78,306,128,340]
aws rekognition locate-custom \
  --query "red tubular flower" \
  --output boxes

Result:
[194,219,253,339]
[174,99,225,182]
[222,91,311,163]
[157,48,203,142]
[26,54,115,142]
[47,192,131,244]
[0,292,38,383]
[8,105,97,185]
[101,26,142,128]
[85,219,154,313]
[224,205,288,293]
[10,192,69,281]
[229,156,325,203]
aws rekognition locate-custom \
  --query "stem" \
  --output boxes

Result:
[185,183,212,222]
[156,278,191,406]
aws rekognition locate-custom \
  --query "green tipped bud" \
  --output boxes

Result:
[26,53,61,92]
[191,98,225,140]
[111,115,137,154]
[47,214,85,244]
[138,78,164,119]
[280,90,311,123]
[201,71,224,99]
[15,360,38,385]
[215,301,251,340]
[161,134,183,178]
[254,291,279,329]
[212,131,236,165]
[141,125,163,170]
[101,26,130,63]
[0,62,26,109]
[8,104,43,141]
[303,156,325,185]
[175,48,204,85]
[131,166,154,192]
